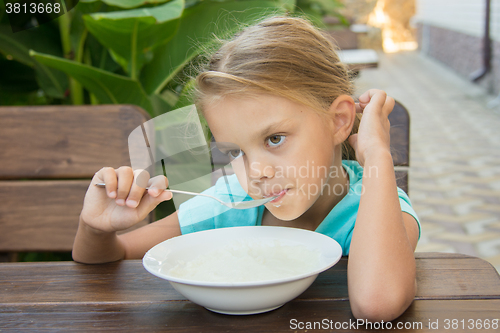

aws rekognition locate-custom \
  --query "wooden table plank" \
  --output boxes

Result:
[1,253,500,332]
[1,300,499,332]
[1,254,499,305]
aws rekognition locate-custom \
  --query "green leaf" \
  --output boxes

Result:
[0,59,38,93]
[81,0,171,8]
[141,0,286,95]
[278,0,296,12]
[173,78,196,109]
[83,0,184,78]
[150,93,174,116]
[86,33,121,72]
[0,25,68,98]
[0,29,35,66]
[31,50,153,114]
[295,0,346,27]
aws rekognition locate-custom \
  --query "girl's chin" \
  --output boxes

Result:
[265,201,307,221]
[267,208,305,221]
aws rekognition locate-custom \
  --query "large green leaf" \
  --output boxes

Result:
[150,93,174,116]
[83,0,184,78]
[0,25,68,98]
[140,0,286,95]
[0,58,38,93]
[80,0,171,8]
[31,51,153,113]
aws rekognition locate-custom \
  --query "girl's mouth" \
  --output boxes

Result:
[267,189,289,203]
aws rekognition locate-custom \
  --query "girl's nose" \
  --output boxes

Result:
[247,159,275,181]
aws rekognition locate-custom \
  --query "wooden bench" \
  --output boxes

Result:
[0,105,152,261]
[390,101,411,194]
[326,25,379,74]
[338,49,379,72]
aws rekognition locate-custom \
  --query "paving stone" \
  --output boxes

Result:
[424,213,495,225]
[355,51,500,271]
[433,232,500,244]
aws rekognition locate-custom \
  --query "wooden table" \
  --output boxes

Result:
[1,253,499,332]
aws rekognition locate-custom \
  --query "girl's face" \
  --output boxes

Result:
[204,94,346,221]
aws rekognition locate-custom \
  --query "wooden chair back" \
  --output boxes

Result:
[389,100,410,193]
[328,29,359,50]
[0,105,152,259]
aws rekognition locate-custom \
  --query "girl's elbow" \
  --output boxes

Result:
[350,283,416,322]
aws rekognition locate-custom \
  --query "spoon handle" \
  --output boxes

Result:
[94,183,228,205]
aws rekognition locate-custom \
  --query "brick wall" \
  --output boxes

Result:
[416,0,500,42]
[417,23,500,94]
[415,0,500,94]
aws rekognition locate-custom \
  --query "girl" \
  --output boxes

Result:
[73,16,420,321]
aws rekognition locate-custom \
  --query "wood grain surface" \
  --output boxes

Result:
[0,105,152,254]
[1,253,499,332]
[0,104,150,179]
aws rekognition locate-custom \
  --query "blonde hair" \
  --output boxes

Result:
[195,15,360,160]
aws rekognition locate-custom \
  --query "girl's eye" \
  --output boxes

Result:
[228,149,243,159]
[267,135,285,147]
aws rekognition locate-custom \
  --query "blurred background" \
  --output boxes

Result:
[1,0,500,269]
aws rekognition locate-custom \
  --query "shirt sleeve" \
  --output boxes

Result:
[397,188,421,240]
[177,185,218,234]
[177,174,258,234]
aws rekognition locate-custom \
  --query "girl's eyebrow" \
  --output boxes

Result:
[257,118,294,138]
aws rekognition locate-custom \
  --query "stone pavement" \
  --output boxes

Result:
[354,51,500,272]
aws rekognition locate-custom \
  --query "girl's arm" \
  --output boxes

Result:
[73,210,181,263]
[72,166,179,264]
[347,90,420,321]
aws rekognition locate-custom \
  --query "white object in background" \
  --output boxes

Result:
[338,49,379,68]
[487,93,500,109]
[350,24,369,33]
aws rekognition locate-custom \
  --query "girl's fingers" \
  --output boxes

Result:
[359,90,394,117]
[358,89,383,104]
[355,103,364,113]
[135,188,173,217]
[123,169,149,208]
[114,167,135,206]
[356,89,389,114]
[148,175,172,199]
[367,91,388,111]
[383,95,395,117]
[98,167,118,199]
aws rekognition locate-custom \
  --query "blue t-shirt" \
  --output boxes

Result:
[178,160,420,255]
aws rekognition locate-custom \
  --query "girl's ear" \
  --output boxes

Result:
[328,95,356,145]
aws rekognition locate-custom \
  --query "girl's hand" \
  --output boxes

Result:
[80,166,172,233]
[349,89,395,166]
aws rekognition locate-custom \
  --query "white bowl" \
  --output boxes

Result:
[142,226,342,315]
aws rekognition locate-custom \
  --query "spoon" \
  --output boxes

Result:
[94,183,278,210]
